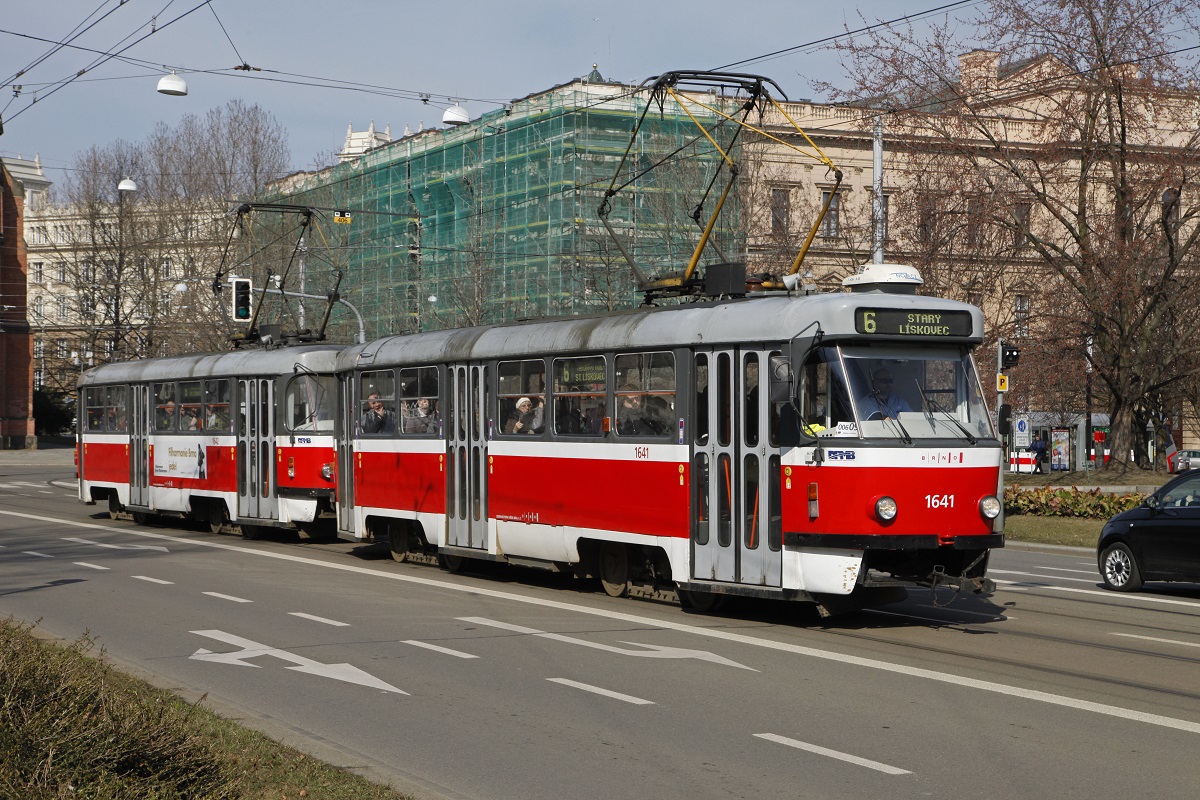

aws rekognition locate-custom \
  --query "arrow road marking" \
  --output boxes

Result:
[189,629,407,694]
[62,537,170,553]
[459,617,757,671]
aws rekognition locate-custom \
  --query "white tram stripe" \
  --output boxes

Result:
[402,640,479,659]
[289,612,350,627]
[132,575,173,585]
[754,733,911,775]
[73,562,109,570]
[202,591,252,603]
[6,507,1200,736]
[546,678,654,705]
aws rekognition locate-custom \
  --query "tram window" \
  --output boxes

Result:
[783,348,852,445]
[615,352,675,438]
[84,388,105,431]
[204,379,232,432]
[179,380,203,431]
[398,367,441,436]
[358,370,397,436]
[153,383,177,432]
[498,359,546,436]
[743,353,759,447]
[552,356,606,436]
[767,350,781,447]
[743,453,759,550]
[717,353,732,447]
[106,385,127,432]
[694,452,710,545]
[694,354,709,446]
[284,374,334,433]
[768,454,782,551]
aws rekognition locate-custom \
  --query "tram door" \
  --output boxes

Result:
[336,373,355,534]
[691,349,782,587]
[129,384,150,508]
[237,378,277,521]
[445,364,489,551]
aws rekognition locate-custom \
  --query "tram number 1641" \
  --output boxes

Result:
[925,494,955,509]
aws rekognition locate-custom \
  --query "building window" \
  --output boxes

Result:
[770,188,789,235]
[31,261,44,284]
[1013,202,1032,248]
[57,297,68,321]
[965,197,984,247]
[34,369,43,389]
[33,339,44,359]
[57,262,68,283]
[1015,294,1031,338]
[819,190,840,238]
[32,296,44,320]
[56,338,68,359]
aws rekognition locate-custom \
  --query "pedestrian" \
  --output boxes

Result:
[1031,432,1047,474]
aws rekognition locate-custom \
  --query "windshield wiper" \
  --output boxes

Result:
[914,380,977,444]
[869,388,912,444]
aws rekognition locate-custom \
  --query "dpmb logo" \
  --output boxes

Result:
[827,450,856,461]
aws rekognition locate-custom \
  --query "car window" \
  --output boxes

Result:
[1160,475,1200,507]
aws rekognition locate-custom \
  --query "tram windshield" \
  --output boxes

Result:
[796,344,993,441]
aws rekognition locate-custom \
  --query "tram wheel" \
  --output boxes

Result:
[439,554,465,573]
[241,524,266,541]
[108,494,122,520]
[131,511,149,526]
[598,543,631,598]
[677,588,726,613]
[389,524,409,563]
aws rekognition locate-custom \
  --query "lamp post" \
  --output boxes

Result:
[114,178,137,362]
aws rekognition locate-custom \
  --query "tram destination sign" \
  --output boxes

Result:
[855,308,973,337]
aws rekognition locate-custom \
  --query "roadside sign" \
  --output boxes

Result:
[1013,416,1031,448]
[996,374,1009,392]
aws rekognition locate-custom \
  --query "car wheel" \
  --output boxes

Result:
[1101,542,1143,592]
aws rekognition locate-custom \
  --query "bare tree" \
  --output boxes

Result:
[825,0,1200,472]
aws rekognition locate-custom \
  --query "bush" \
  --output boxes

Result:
[0,619,231,800]
[1004,485,1145,519]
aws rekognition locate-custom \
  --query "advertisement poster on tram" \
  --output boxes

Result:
[1051,429,1070,471]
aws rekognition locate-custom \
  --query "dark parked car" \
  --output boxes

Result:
[1098,471,1200,591]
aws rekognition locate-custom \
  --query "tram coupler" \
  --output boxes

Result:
[928,565,996,597]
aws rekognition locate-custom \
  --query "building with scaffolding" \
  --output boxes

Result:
[261,70,744,339]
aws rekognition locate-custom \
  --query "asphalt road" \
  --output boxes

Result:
[2,452,1199,799]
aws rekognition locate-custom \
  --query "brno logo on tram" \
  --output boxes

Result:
[76,265,1004,615]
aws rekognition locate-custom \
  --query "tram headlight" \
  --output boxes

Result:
[875,496,898,522]
[321,463,334,481]
[979,495,1001,519]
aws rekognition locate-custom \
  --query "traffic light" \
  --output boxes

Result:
[231,278,253,321]
[1002,345,1020,368]
[998,403,1012,435]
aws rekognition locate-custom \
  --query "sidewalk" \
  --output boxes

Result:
[0,441,76,467]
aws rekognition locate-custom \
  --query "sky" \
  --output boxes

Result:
[0,0,974,184]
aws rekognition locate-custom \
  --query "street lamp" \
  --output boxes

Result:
[114,178,138,361]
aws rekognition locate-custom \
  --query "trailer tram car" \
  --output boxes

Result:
[77,345,343,538]
[338,265,1004,613]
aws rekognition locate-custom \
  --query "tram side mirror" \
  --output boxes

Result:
[768,355,793,404]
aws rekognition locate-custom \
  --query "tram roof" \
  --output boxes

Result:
[77,344,345,388]
[341,292,984,369]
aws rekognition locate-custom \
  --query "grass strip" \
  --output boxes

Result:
[0,618,410,800]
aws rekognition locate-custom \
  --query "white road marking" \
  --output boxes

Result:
[190,629,406,694]
[203,591,252,603]
[132,575,173,585]
[991,569,1099,585]
[461,616,756,670]
[62,536,169,553]
[547,678,654,705]
[1113,633,1200,650]
[402,640,479,659]
[754,733,911,775]
[994,577,1200,608]
[23,551,53,558]
[289,612,350,627]
[1039,567,1098,575]
[38,490,53,494]
[73,562,109,570]
[8,507,1200,735]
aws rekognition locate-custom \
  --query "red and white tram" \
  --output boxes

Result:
[77,345,342,537]
[336,265,1003,612]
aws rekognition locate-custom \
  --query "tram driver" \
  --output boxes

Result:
[858,367,912,421]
